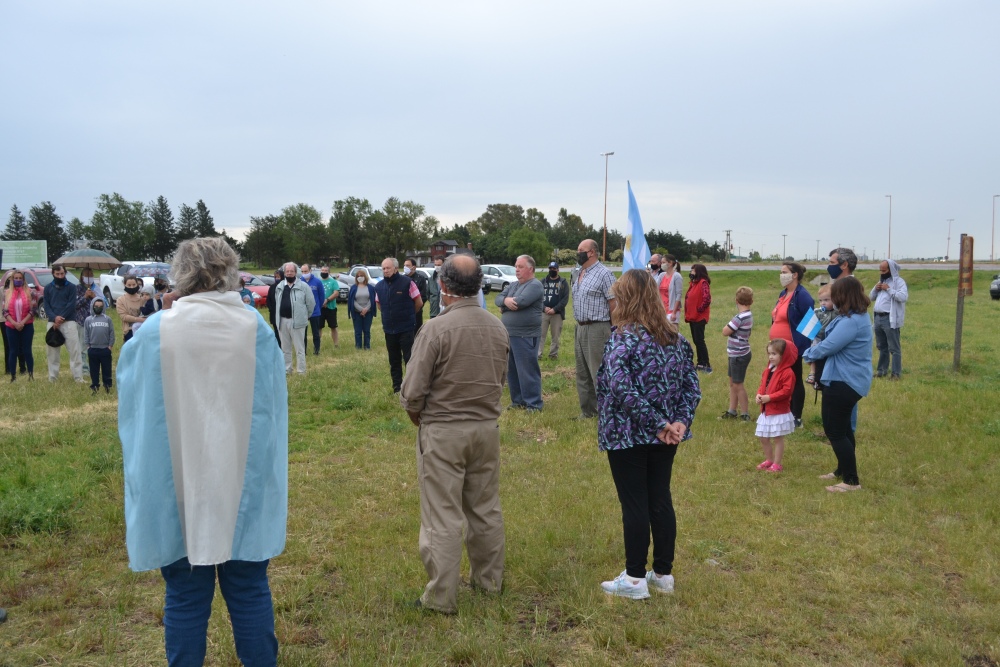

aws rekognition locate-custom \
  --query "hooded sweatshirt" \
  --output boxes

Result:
[756,337,798,416]
[869,258,907,329]
[84,297,115,349]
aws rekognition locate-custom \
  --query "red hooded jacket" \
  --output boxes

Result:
[757,338,798,416]
[684,278,711,323]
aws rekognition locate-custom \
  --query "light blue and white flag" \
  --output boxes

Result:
[796,309,823,340]
[622,181,651,272]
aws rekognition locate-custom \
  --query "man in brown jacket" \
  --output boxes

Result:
[400,254,510,614]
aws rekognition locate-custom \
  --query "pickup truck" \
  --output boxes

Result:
[337,265,384,286]
[100,261,169,307]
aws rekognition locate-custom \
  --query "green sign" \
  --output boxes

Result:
[0,240,48,268]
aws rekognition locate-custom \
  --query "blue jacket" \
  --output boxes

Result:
[43,278,77,322]
[373,273,416,334]
[301,274,324,318]
[777,284,815,358]
[347,284,378,321]
[802,311,873,398]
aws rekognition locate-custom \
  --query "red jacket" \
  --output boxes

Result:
[757,338,798,416]
[684,278,711,323]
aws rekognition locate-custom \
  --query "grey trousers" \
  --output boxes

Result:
[574,320,612,418]
[417,419,505,614]
[538,312,564,359]
[873,313,902,377]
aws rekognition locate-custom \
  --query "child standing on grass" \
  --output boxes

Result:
[720,286,754,421]
[806,284,836,389]
[84,295,115,395]
[755,338,797,472]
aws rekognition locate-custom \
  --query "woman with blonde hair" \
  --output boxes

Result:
[3,270,38,381]
[596,269,701,599]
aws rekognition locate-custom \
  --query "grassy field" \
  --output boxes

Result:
[1,268,998,666]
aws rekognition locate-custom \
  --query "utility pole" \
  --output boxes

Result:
[782,234,787,260]
[816,239,820,261]
[946,219,954,260]
[600,152,614,262]
[724,229,732,263]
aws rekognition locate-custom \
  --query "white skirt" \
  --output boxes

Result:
[755,412,795,438]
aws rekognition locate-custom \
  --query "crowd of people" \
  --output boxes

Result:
[1,238,909,662]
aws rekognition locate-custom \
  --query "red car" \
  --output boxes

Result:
[239,272,268,308]
[1,267,81,320]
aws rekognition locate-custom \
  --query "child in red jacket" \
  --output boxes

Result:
[754,338,797,472]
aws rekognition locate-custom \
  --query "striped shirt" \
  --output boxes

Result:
[726,310,753,357]
[571,261,615,323]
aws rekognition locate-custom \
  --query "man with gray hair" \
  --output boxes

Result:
[375,257,422,393]
[828,247,858,281]
[572,238,616,418]
[274,262,315,374]
[400,254,509,614]
[494,254,544,411]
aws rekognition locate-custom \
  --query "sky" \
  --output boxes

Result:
[2,0,998,261]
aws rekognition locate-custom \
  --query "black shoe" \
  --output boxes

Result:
[719,411,737,420]
[105,386,111,394]
[9,375,14,383]
[28,372,33,381]
[794,418,803,429]
[91,387,98,395]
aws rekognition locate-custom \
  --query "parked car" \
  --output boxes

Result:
[1,267,81,320]
[337,265,384,286]
[991,274,1000,300]
[99,261,168,306]
[480,264,516,293]
[256,274,276,286]
[237,272,269,308]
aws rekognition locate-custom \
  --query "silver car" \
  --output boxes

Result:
[481,264,516,293]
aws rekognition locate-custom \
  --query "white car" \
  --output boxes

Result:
[480,264,516,293]
[100,261,170,307]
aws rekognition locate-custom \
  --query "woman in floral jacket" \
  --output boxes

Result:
[596,269,701,600]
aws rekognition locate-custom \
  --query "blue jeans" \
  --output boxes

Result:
[160,558,277,667]
[508,335,543,410]
[873,313,902,377]
[352,310,374,349]
[5,323,34,378]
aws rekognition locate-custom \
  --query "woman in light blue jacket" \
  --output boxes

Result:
[802,276,872,493]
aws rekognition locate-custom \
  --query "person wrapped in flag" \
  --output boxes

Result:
[803,283,836,389]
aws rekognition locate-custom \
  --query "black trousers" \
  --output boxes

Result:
[88,347,112,389]
[607,444,678,579]
[688,321,710,367]
[385,329,415,392]
[821,381,862,485]
[304,315,322,353]
[790,354,805,420]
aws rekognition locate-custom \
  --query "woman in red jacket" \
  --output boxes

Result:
[754,338,797,472]
[683,264,712,372]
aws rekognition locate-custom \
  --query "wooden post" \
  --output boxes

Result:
[953,234,974,371]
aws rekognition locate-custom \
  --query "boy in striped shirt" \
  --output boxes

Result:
[720,286,754,421]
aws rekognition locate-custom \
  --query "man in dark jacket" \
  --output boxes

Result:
[266,269,281,346]
[43,264,85,382]
[538,261,570,360]
[404,258,429,336]
[374,258,423,393]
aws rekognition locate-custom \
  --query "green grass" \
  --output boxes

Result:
[1,269,999,665]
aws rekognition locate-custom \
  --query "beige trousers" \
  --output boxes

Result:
[574,320,612,418]
[538,311,563,359]
[417,419,505,613]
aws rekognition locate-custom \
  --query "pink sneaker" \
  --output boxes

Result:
[766,463,783,473]
[756,460,773,470]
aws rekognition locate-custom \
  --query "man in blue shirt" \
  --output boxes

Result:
[43,264,85,383]
[300,264,325,356]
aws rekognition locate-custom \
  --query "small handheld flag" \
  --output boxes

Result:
[796,310,823,340]
[623,182,651,272]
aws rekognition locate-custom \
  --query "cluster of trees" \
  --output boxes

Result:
[2,195,234,263]
[3,193,729,269]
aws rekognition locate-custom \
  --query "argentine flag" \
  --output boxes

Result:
[622,181,651,272]
[796,309,823,340]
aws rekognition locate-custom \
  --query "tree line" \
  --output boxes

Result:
[3,194,728,268]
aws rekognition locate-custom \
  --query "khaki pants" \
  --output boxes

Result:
[278,318,306,374]
[417,420,505,614]
[537,312,563,359]
[46,320,83,381]
[574,320,611,418]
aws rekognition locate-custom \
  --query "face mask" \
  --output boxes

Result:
[93,305,104,314]
[320,272,329,279]
[301,272,311,279]
[689,274,696,280]
[358,277,366,284]
[827,264,843,280]
[549,270,559,278]
[286,276,296,284]
[779,273,794,287]
[13,279,23,288]
[577,251,590,265]
[154,282,166,291]
[403,266,412,275]
[880,273,891,282]
[124,286,139,295]
[649,264,660,272]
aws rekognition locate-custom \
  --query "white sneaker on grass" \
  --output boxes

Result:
[600,570,650,599]
[646,571,674,594]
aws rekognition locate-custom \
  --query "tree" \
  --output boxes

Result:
[244,214,285,268]
[507,228,552,265]
[2,204,29,241]
[176,204,198,242]
[89,193,151,259]
[524,208,550,233]
[65,217,87,245]
[28,201,70,263]
[219,229,243,256]
[194,200,218,237]
[467,204,526,263]
[549,207,592,251]
[277,203,327,262]
[330,197,372,264]
[147,196,177,261]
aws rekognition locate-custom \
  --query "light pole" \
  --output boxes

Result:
[600,151,614,262]
[816,239,820,261]
[782,234,787,260]
[885,195,892,258]
[993,195,999,262]
[946,219,954,261]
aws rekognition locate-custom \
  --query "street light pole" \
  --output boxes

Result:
[600,151,614,262]
[993,195,999,262]
[782,234,787,259]
[946,219,954,261]
[885,195,892,259]
[816,239,820,261]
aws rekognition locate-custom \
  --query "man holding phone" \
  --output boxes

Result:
[870,259,908,380]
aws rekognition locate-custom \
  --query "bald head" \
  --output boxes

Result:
[440,254,482,297]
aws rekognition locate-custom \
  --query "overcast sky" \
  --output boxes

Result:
[2,0,998,260]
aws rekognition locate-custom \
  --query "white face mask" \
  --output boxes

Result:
[403,266,412,275]
[358,277,366,284]
[779,272,794,287]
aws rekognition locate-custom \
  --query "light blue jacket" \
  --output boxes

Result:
[802,311,873,397]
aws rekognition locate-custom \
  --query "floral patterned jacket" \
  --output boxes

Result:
[597,325,701,451]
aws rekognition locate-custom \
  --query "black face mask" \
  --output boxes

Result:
[154,282,166,291]
[880,273,891,282]
[320,273,329,279]
[286,276,296,284]
[689,274,696,280]
[93,306,104,314]
[649,264,660,272]
[577,251,590,265]
[549,270,559,278]
[124,286,139,295]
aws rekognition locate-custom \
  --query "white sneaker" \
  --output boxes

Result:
[600,570,650,599]
[646,571,675,594]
